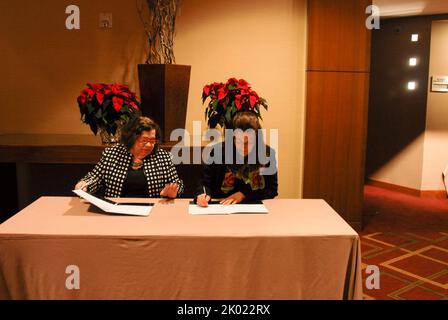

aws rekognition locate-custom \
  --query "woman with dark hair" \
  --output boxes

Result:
[195,111,278,207]
[75,116,183,198]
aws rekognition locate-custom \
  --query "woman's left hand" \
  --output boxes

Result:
[220,192,245,205]
[160,183,179,199]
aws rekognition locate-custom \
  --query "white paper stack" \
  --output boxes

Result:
[189,203,268,215]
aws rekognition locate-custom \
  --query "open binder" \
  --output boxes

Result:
[72,189,153,216]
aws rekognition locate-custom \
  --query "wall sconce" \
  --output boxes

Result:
[411,34,419,42]
[409,58,417,66]
[408,81,417,90]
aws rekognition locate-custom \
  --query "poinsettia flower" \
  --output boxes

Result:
[87,83,105,92]
[77,95,87,106]
[249,94,258,108]
[226,78,238,86]
[110,84,122,95]
[218,88,228,100]
[237,79,249,89]
[203,85,211,96]
[102,86,112,95]
[235,94,242,110]
[119,91,131,99]
[77,82,140,138]
[239,88,249,95]
[249,88,259,97]
[96,92,104,105]
[84,88,94,98]
[202,78,268,129]
[112,96,124,112]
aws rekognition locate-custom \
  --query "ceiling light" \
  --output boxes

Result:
[408,81,416,90]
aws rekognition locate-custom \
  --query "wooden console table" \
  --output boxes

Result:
[0,134,203,215]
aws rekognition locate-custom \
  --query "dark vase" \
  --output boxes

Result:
[98,121,123,146]
[137,64,191,142]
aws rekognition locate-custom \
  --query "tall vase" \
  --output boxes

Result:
[138,64,191,142]
[98,124,122,146]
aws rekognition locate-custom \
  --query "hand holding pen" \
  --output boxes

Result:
[197,186,211,207]
[74,178,93,192]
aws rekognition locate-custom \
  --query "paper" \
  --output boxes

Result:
[72,190,153,216]
[189,203,268,215]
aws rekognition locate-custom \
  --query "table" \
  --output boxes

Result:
[0,197,362,299]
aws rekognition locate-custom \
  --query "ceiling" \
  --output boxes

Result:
[373,0,448,17]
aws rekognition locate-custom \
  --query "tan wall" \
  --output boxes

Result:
[0,0,146,134]
[421,20,448,190]
[0,0,307,198]
[370,135,425,190]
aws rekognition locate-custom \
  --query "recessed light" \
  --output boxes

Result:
[411,34,419,42]
[408,81,416,90]
[409,58,417,66]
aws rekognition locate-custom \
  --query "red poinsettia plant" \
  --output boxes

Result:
[202,78,268,129]
[77,83,140,135]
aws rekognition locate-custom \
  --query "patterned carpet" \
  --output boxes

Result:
[360,185,448,300]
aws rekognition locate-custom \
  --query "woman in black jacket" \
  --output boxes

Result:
[196,111,278,206]
[74,116,183,198]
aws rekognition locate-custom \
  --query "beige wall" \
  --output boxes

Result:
[0,0,146,134]
[370,135,425,190]
[421,20,448,190]
[0,0,307,198]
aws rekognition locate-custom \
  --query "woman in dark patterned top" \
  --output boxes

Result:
[74,116,183,198]
[195,111,278,207]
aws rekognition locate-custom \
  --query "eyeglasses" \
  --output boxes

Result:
[234,137,255,145]
[138,139,158,146]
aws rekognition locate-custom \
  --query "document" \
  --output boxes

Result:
[72,190,153,216]
[189,202,268,215]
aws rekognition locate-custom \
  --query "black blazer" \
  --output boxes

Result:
[195,142,278,202]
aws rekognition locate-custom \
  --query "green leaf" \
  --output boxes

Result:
[230,101,236,113]
[86,102,94,114]
[225,107,232,124]
[95,108,102,119]
[212,100,218,111]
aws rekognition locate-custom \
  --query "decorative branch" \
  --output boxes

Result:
[137,0,181,64]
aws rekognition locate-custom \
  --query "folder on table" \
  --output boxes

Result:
[72,189,153,216]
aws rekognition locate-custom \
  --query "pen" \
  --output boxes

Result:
[203,186,207,196]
